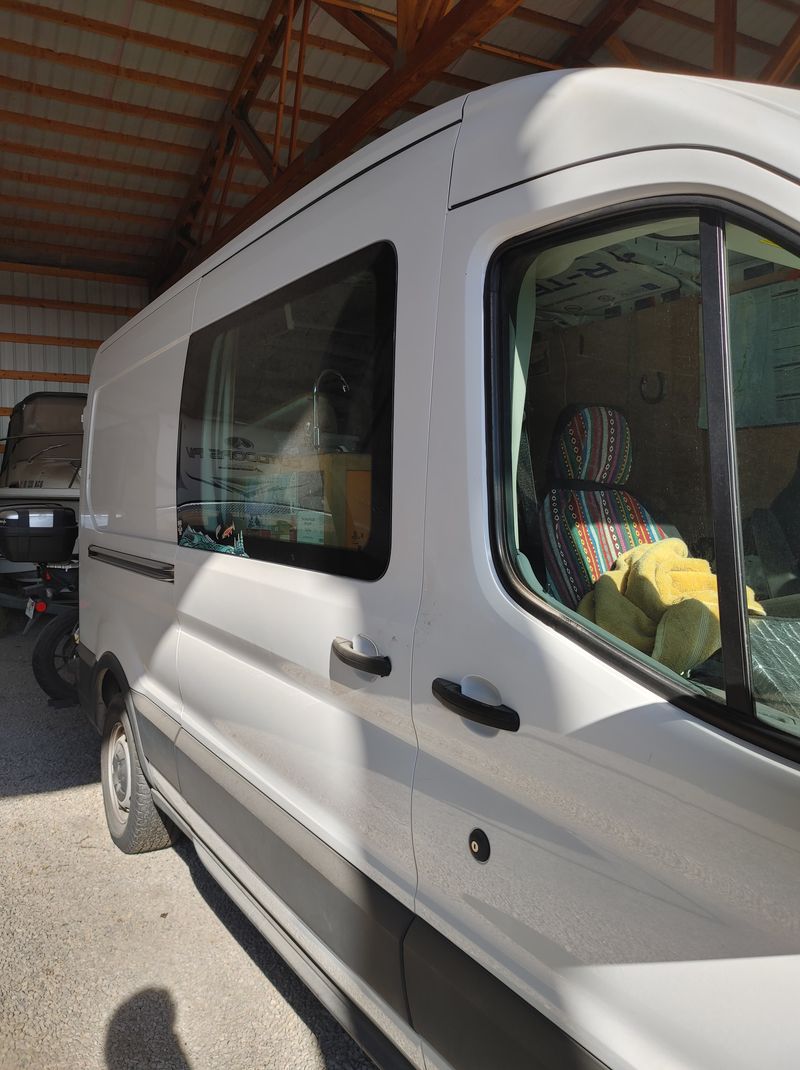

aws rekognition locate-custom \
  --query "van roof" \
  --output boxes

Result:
[450,68,800,208]
[101,68,800,354]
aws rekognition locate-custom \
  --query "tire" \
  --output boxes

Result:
[32,610,80,702]
[100,695,178,854]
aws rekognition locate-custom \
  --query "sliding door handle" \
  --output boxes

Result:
[432,678,520,732]
[332,637,392,677]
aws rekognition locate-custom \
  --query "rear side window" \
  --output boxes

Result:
[491,206,800,749]
[177,242,396,580]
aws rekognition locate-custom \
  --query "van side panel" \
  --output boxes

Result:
[81,281,198,763]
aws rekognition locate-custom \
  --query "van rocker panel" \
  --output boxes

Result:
[174,727,412,1021]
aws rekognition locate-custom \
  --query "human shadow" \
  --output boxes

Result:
[172,837,376,1069]
[105,987,190,1070]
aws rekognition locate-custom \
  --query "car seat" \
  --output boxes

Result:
[540,404,667,608]
[748,449,800,600]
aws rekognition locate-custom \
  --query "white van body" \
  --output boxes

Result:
[80,69,800,1070]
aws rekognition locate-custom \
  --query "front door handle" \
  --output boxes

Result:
[332,637,392,677]
[432,678,520,732]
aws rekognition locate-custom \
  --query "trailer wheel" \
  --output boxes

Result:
[31,610,80,702]
[100,695,178,854]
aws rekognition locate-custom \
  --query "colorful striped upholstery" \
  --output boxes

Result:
[540,405,665,608]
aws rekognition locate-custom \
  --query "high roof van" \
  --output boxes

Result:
[80,69,800,1070]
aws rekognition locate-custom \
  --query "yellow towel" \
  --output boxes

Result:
[577,538,764,674]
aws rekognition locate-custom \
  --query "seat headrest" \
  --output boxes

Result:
[551,405,632,486]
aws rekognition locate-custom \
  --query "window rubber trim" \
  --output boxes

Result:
[485,194,800,766]
[699,211,755,716]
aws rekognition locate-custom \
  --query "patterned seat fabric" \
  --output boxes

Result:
[540,405,665,608]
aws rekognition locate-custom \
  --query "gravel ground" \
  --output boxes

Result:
[0,613,376,1070]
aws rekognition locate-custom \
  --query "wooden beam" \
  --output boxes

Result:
[0,368,92,382]
[760,15,800,82]
[606,35,642,66]
[0,35,426,116]
[0,261,146,286]
[0,108,202,162]
[1,239,154,268]
[0,164,181,212]
[167,0,526,283]
[0,74,215,135]
[0,333,100,350]
[290,0,313,161]
[1,193,167,230]
[0,216,162,250]
[558,0,643,65]
[164,0,290,266]
[638,0,774,57]
[0,0,246,69]
[714,0,737,76]
[316,1,396,64]
[630,43,709,73]
[0,294,141,318]
[419,0,450,37]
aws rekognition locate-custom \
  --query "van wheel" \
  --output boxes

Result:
[100,695,178,854]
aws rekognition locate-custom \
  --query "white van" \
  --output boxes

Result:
[79,69,800,1070]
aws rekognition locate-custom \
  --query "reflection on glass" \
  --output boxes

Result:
[728,223,800,738]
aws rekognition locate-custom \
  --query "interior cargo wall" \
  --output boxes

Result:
[0,265,147,445]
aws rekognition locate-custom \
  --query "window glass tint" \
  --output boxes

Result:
[728,223,800,737]
[499,215,737,698]
[177,242,396,580]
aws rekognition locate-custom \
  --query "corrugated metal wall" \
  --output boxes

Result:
[0,266,147,444]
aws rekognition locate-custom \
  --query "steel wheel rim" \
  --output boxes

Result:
[108,721,132,817]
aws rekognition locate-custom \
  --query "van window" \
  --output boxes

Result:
[494,212,781,717]
[728,223,800,737]
[177,242,396,580]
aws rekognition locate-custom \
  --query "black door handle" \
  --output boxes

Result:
[432,678,520,732]
[332,637,392,677]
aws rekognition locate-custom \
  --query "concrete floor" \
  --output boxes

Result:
[0,614,375,1070]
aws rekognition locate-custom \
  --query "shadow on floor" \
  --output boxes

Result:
[172,837,375,1070]
[105,987,191,1070]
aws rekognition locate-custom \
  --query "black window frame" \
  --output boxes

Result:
[486,195,800,764]
[177,240,397,582]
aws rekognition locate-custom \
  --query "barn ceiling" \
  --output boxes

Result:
[1,0,799,295]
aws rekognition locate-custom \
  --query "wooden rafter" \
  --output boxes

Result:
[1,0,243,69]
[558,0,643,65]
[165,0,527,285]
[0,164,181,212]
[1,238,152,267]
[0,137,263,199]
[0,215,162,250]
[397,0,424,55]
[290,0,314,162]
[638,0,774,57]
[0,261,146,286]
[714,0,737,76]
[0,36,426,118]
[761,14,800,82]
[0,368,92,383]
[316,1,396,64]
[0,74,215,135]
[1,0,476,98]
[0,333,102,351]
[163,0,290,270]
[1,193,166,230]
[0,294,141,318]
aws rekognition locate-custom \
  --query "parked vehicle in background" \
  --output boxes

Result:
[0,391,85,594]
[78,70,800,1070]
